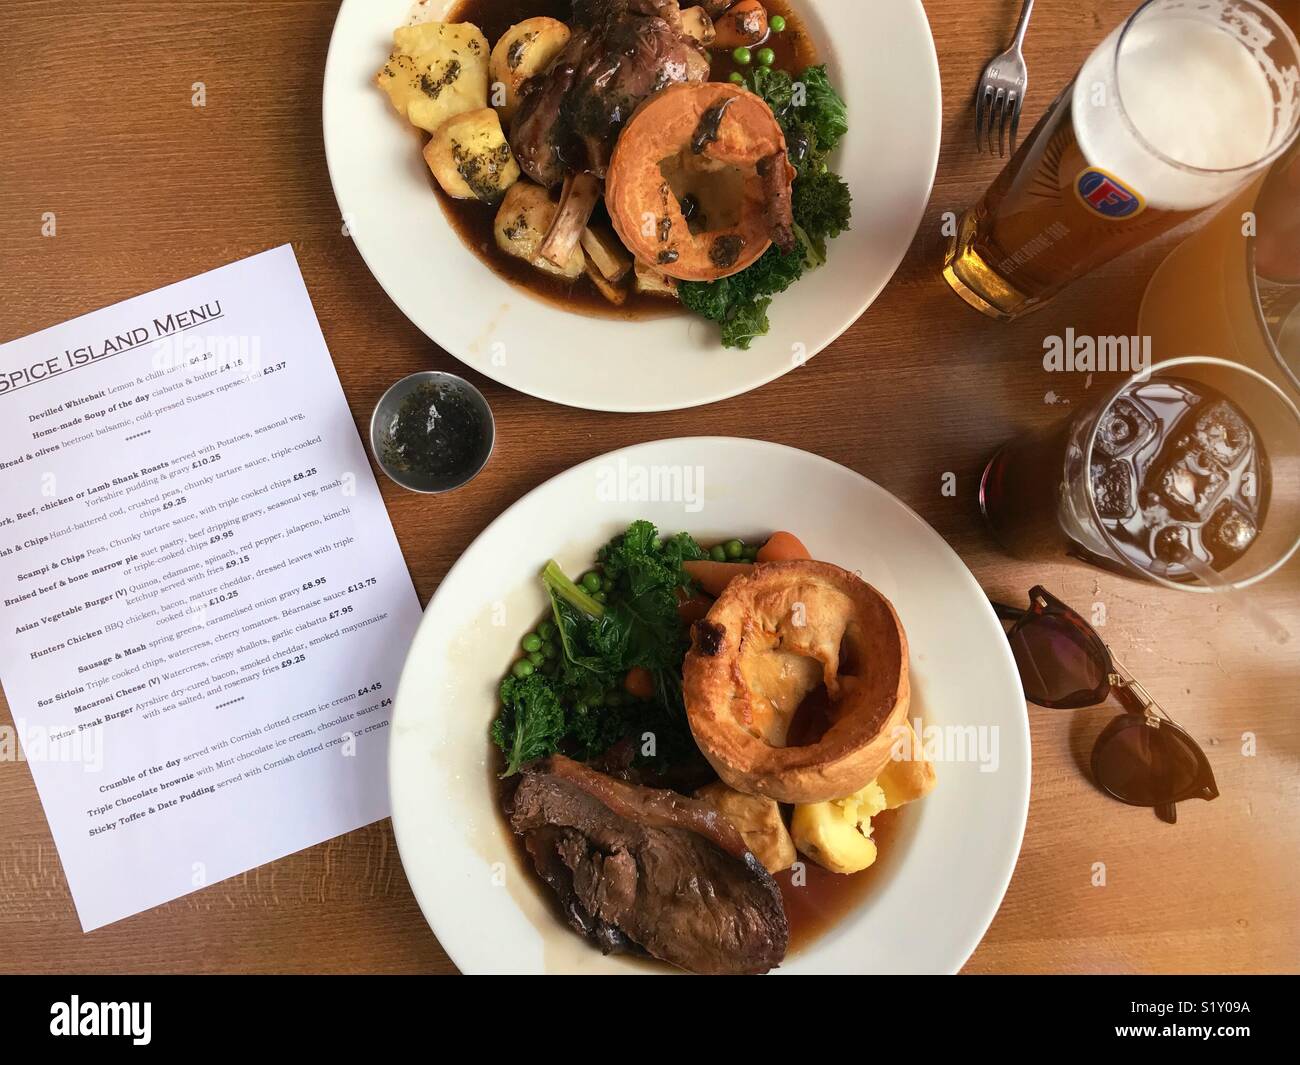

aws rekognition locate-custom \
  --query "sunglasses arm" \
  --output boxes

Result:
[990,601,1025,622]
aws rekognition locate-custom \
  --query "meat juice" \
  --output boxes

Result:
[981,379,1271,580]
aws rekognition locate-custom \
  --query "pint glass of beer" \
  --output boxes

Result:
[944,0,1300,321]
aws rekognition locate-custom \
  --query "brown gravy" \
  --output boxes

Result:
[436,0,820,318]
[778,807,903,955]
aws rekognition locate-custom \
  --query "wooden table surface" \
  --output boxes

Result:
[2,0,1297,975]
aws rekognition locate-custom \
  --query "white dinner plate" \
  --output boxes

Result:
[322,1,942,411]
[389,438,1030,974]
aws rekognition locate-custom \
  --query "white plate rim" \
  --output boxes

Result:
[387,436,1032,974]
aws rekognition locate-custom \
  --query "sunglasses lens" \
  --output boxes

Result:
[1092,718,1205,806]
[1008,614,1109,707]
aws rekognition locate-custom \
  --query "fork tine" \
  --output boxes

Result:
[999,90,1016,157]
[1009,91,1024,153]
[988,87,1006,156]
[975,82,990,152]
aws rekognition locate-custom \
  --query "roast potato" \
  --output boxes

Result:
[696,782,796,874]
[423,108,520,202]
[376,22,490,134]
[494,182,586,279]
[489,17,571,122]
[790,781,888,875]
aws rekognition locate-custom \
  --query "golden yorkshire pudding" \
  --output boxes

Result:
[683,561,910,805]
[605,82,796,282]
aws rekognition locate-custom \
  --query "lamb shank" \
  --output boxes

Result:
[510,0,712,188]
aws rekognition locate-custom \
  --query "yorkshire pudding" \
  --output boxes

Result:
[606,82,796,282]
[683,561,910,804]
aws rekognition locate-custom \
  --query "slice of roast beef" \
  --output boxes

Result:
[507,754,789,975]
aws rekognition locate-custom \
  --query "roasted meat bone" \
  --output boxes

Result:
[507,754,789,975]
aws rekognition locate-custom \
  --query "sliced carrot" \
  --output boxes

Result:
[682,559,755,597]
[677,595,713,625]
[624,666,655,700]
[713,0,769,49]
[757,531,811,563]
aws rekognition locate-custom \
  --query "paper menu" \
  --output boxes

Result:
[0,245,424,930]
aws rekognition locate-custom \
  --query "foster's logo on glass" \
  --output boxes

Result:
[1075,168,1146,220]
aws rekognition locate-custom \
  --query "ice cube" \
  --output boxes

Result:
[1194,400,1252,466]
[1153,524,1192,564]
[1096,397,1157,458]
[1204,501,1258,563]
[1091,460,1135,521]
[1153,446,1229,521]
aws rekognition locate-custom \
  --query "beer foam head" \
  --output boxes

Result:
[1073,0,1300,211]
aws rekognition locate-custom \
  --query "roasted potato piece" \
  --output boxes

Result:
[680,6,717,46]
[790,781,888,875]
[423,108,520,203]
[489,17,571,122]
[879,722,938,809]
[494,182,586,279]
[376,22,490,134]
[634,260,679,297]
[696,782,796,874]
[713,0,769,49]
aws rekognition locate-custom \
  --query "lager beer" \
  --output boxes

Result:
[944,0,1300,321]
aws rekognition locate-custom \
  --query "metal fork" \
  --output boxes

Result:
[975,0,1035,157]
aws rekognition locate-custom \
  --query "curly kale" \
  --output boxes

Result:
[679,243,807,351]
[491,673,566,778]
[490,522,707,774]
[793,169,853,263]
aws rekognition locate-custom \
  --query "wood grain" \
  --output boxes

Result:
[1,0,1297,974]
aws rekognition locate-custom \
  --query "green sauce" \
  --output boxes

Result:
[382,381,486,482]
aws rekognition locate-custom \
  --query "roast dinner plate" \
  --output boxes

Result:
[322,0,942,412]
[388,438,1030,973]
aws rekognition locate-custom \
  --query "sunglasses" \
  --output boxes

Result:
[991,587,1219,824]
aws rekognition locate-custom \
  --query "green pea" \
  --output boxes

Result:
[728,71,745,85]
[743,545,759,561]
[733,46,752,65]
[537,620,555,640]
[511,659,534,678]
[770,14,787,33]
[601,575,614,592]
[593,590,608,605]
[709,544,728,562]
[542,640,558,659]
[580,571,602,594]
[756,47,776,66]
[724,539,744,560]
[521,632,542,653]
